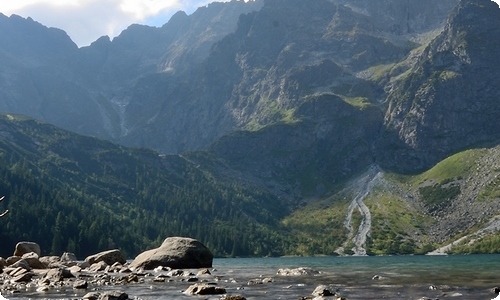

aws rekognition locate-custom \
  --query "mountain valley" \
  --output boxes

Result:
[1,0,500,258]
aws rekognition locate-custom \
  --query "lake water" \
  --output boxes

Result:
[5,255,500,299]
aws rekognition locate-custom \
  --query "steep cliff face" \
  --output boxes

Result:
[382,0,500,171]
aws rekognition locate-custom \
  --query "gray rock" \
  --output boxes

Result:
[184,283,226,295]
[73,279,88,289]
[60,252,78,262]
[39,256,61,268]
[83,292,101,300]
[9,258,31,271]
[312,285,336,297]
[85,249,126,266]
[22,252,46,269]
[98,291,129,300]
[7,266,30,277]
[44,267,74,282]
[129,237,213,270]
[88,261,108,272]
[5,256,22,266]
[11,272,33,283]
[13,242,41,257]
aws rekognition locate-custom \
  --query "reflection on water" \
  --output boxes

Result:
[5,255,500,300]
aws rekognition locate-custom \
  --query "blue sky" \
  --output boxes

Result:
[0,0,498,48]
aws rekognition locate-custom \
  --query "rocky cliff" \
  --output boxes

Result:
[382,0,500,171]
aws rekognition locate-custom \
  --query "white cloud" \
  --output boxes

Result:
[0,0,499,47]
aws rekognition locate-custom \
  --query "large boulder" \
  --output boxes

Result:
[85,249,126,266]
[14,242,41,257]
[129,237,213,270]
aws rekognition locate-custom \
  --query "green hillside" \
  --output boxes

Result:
[0,114,289,258]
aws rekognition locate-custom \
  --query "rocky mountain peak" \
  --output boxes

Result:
[0,13,77,66]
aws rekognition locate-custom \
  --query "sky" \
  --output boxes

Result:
[0,0,499,48]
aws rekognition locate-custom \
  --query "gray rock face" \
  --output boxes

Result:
[129,237,213,270]
[382,0,500,171]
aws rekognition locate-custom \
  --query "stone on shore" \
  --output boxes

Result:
[129,237,213,270]
[60,252,78,263]
[312,285,337,297]
[14,242,41,257]
[98,291,129,300]
[85,249,126,266]
[22,252,46,269]
[184,283,226,295]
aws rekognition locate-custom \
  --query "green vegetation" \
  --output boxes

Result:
[2,113,500,258]
[339,96,373,109]
[412,149,481,184]
[449,232,500,254]
[364,63,395,82]
[281,195,350,256]
[0,115,290,259]
[365,188,432,255]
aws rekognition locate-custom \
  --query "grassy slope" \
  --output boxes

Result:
[282,146,500,255]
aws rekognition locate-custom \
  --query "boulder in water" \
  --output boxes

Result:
[129,237,213,270]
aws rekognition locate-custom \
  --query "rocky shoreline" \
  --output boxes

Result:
[2,239,500,300]
[0,238,350,300]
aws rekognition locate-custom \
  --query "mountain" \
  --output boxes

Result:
[1,0,500,257]
[0,1,264,151]
[0,0,458,154]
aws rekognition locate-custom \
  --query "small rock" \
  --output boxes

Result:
[60,252,78,262]
[11,272,33,283]
[22,252,46,269]
[184,283,226,295]
[221,295,247,300]
[36,286,50,292]
[85,249,126,266]
[197,268,211,276]
[98,291,129,300]
[312,285,336,297]
[83,292,101,300]
[88,261,108,272]
[73,279,88,289]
